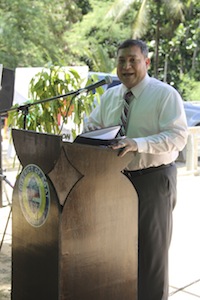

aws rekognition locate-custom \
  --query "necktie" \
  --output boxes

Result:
[119,90,133,136]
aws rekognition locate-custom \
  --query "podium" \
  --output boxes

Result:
[11,129,138,300]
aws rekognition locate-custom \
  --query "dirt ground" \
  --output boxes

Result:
[0,205,12,300]
[0,138,19,300]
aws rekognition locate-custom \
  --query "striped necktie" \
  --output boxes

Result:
[119,90,133,136]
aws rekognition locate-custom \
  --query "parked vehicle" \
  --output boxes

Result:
[182,101,200,160]
[183,101,200,127]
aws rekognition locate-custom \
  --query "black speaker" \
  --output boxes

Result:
[0,67,15,113]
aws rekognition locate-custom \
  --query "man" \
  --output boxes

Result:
[83,39,188,300]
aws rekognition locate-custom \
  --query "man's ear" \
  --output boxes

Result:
[146,57,151,68]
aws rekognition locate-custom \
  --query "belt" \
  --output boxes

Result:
[123,162,175,178]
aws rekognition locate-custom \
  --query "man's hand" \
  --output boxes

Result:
[83,124,101,133]
[110,138,138,157]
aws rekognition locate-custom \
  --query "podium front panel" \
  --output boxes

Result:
[12,176,60,300]
[12,129,138,300]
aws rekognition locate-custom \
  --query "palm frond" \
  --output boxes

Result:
[163,0,185,21]
[105,0,137,23]
[132,0,149,38]
[83,44,113,73]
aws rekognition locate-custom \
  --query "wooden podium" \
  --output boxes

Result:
[11,129,138,300]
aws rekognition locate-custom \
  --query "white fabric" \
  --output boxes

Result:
[84,74,188,170]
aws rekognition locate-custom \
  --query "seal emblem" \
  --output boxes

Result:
[18,164,50,227]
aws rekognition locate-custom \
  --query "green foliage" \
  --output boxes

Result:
[65,0,130,72]
[179,74,200,101]
[76,0,93,15]
[0,0,199,100]
[0,0,82,68]
[64,0,200,93]
[81,42,115,72]
[7,67,104,138]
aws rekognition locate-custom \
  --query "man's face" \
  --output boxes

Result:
[117,45,150,89]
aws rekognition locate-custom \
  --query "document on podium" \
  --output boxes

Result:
[74,125,121,146]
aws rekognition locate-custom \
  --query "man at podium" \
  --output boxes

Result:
[83,39,188,300]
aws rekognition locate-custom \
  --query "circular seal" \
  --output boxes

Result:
[18,164,50,227]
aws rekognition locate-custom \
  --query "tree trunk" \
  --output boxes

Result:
[154,2,161,79]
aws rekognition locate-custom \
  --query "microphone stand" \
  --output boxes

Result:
[0,86,86,198]
[0,88,83,129]
[0,74,108,206]
[0,172,14,251]
[0,87,85,249]
[0,75,109,246]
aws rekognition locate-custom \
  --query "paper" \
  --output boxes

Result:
[80,126,121,140]
[74,126,121,146]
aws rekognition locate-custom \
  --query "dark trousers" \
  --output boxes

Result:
[124,163,177,300]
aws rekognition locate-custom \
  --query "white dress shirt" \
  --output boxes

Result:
[84,74,188,170]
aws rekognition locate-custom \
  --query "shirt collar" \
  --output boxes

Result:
[122,73,150,99]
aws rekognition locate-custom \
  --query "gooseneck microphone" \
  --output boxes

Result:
[79,76,113,93]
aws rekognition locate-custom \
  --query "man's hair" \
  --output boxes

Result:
[117,39,148,57]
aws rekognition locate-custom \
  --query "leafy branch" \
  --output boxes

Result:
[8,66,104,139]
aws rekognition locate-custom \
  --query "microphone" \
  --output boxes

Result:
[78,76,113,94]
